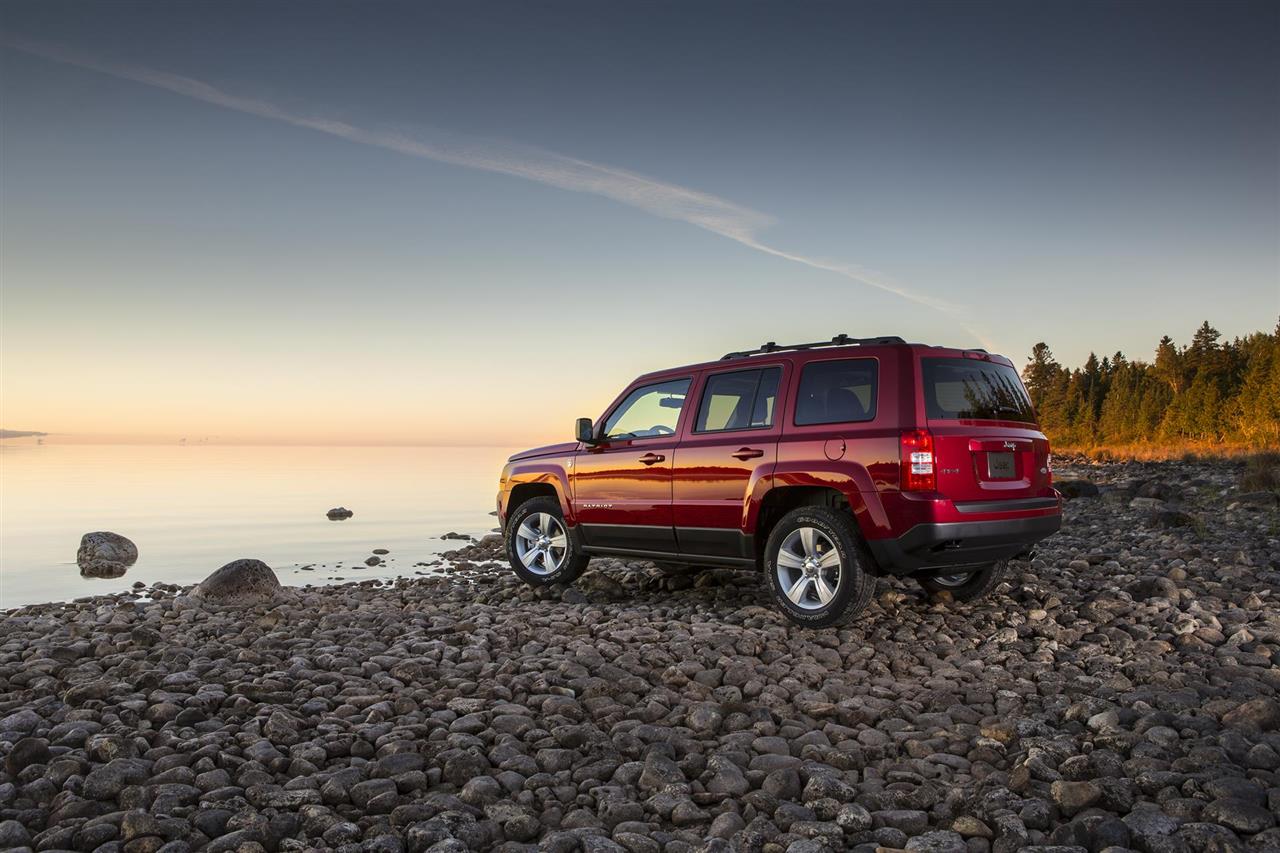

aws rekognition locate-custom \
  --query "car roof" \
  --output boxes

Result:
[633,340,1012,382]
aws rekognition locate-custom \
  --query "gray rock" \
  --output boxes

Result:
[83,757,151,799]
[1202,799,1276,835]
[1149,507,1198,529]
[708,811,745,839]
[874,809,930,835]
[638,752,684,792]
[906,830,968,853]
[192,558,283,604]
[0,819,31,849]
[4,736,50,774]
[0,709,41,735]
[1123,807,1180,842]
[77,531,138,575]
[326,507,354,519]
[762,767,802,800]
[705,756,749,796]
[1221,697,1280,731]
[837,803,873,832]
[1125,576,1180,601]
[1056,479,1100,498]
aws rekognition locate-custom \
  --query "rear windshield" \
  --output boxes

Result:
[921,358,1036,423]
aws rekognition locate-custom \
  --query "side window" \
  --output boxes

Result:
[794,359,878,426]
[695,367,782,432]
[602,378,690,440]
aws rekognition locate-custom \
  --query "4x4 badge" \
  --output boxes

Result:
[1003,441,1018,450]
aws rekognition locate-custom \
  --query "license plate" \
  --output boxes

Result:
[987,452,1016,479]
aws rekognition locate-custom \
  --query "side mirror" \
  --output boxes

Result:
[575,417,598,444]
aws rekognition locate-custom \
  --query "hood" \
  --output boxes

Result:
[508,441,579,462]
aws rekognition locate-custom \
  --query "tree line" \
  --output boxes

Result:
[1020,320,1280,450]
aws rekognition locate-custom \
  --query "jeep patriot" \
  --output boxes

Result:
[497,335,1062,626]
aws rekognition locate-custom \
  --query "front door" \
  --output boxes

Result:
[672,365,785,558]
[573,377,691,553]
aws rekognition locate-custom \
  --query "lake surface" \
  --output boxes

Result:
[0,443,517,608]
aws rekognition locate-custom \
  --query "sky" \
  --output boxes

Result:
[1,0,1277,446]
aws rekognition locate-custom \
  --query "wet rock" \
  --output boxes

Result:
[77,531,138,575]
[326,506,354,519]
[191,558,283,604]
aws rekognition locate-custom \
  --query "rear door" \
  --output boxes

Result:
[919,355,1052,502]
[573,377,690,552]
[672,364,784,558]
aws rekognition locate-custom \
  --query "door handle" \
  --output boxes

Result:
[732,447,764,460]
[639,453,665,465]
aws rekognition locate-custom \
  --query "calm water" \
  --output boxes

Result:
[0,444,516,608]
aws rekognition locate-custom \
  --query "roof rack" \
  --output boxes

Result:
[720,334,908,360]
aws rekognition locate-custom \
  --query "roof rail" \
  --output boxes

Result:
[720,334,908,360]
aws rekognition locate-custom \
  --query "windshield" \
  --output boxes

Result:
[921,358,1036,423]
[601,378,690,439]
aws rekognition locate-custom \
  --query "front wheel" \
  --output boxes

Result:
[915,560,1009,601]
[765,507,876,628]
[505,497,589,586]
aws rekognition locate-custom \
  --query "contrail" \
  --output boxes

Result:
[2,34,990,344]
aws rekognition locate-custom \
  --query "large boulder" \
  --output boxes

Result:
[192,559,283,605]
[77,531,138,577]
[326,507,354,520]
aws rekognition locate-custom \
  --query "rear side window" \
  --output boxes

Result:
[922,358,1035,422]
[794,359,878,425]
[695,367,781,432]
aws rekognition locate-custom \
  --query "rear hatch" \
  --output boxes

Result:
[918,354,1052,504]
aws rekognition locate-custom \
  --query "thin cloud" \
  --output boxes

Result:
[3,34,988,342]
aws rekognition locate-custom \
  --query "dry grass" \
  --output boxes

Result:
[1052,441,1276,463]
[1240,452,1280,493]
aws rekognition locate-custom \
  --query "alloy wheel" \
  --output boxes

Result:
[514,512,568,575]
[775,526,842,610]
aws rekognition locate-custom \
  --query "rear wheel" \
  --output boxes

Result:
[916,560,1009,601]
[505,497,589,586]
[764,507,876,628]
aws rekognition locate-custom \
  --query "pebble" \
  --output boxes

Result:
[0,458,1275,852]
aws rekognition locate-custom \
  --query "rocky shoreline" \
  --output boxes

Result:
[2,459,1278,853]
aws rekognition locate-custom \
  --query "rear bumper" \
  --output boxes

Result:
[866,513,1061,576]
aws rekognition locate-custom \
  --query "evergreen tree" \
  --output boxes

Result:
[1154,335,1185,393]
[1022,319,1278,451]
[1022,343,1063,413]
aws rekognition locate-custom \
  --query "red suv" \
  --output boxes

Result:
[497,335,1061,627]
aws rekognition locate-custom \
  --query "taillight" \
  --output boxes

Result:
[900,429,936,492]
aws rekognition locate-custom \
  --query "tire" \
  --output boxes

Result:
[764,506,876,628]
[916,560,1009,602]
[505,496,589,586]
